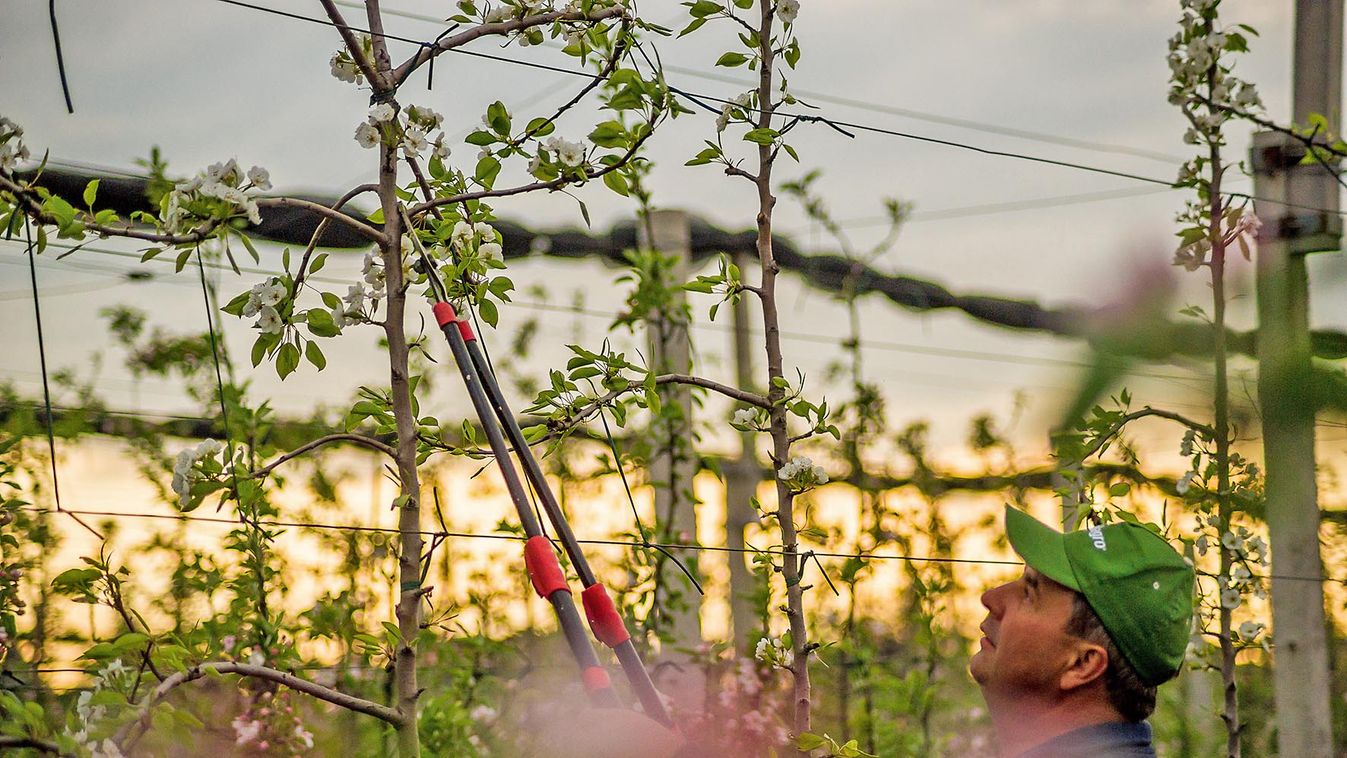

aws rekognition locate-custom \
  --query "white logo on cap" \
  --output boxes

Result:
[1087,525,1106,551]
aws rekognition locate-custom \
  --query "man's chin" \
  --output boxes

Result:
[968,649,990,686]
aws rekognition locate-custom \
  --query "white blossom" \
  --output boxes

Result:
[329,52,364,84]
[255,305,282,334]
[403,127,429,156]
[355,122,381,149]
[451,220,475,245]
[776,0,799,24]
[778,455,828,491]
[1176,471,1195,495]
[232,714,263,745]
[406,104,444,129]
[753,635,793,668]
[369,102,397,123]
[479,241,504,261]
[257,281,285,308]
[731,408,758,429]
[1220,586,1242,610]
[246,165,271,191]
[206,159,242,186]
[1238,620,1265,640]
[432,136,451,160]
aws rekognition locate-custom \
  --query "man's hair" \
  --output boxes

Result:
[1064,593,1158,722]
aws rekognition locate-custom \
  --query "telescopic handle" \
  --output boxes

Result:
[431,302,618,707]
[459,329,673,727]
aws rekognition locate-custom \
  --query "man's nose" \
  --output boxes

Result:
[980,581,1009,616]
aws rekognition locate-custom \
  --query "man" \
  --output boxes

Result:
[971,505,1195,758]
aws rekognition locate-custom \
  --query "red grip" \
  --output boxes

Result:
[457,319,476,342]
[581,584,631,648]
[581,666,612,692]
[524,536,570,599]
[432,302,456,328]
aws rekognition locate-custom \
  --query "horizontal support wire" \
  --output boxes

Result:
[201,0,1345,217]
[21,505,1342,585]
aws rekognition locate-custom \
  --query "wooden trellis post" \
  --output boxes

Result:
[639,209,703,648]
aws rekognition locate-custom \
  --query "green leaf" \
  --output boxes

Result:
[238,232,261,263]
[685,146,721,166]
[305,308,340,338]
[742,128,779,145]
[83,179,100,208]
[796,733,829,751]
[475,156,501,188]
[276,342,301,379]
[677,17,707,36]
[478,297,499,327]
[221,290,252,317]
[715,52,750,68]
[588,120,626,148]
[251,337,269,367]
[1108,482,1131,498]
[466,130,497,146]
[305,340,327,370]
[687,0,723,18]
[603,171,630,196]
[525,117,556,138]
[486,100,511,134]
[44,194,77,229]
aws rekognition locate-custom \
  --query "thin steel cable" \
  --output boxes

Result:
[194,246,241,511]
[47,0,74,113]
[201,0,1346,218]
[21,505,1345,585]
[21,218,102,539]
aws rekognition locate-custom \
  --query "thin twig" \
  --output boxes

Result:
[1073,406,1217,463]
[116,660,404,749]
[391,6,627,85]
[251,433,397,479]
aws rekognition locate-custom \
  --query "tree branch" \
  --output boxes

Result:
[0,172,222,246]
[1074,407,1217,463]
[318,0,384,90]
[255,196,385,244]
[116,661,404,749]
[392,6,628,86]
[251,433,397,479]
[408,123,656,219]
[292,183,380,295]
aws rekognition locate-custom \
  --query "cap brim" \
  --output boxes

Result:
[1004,505,1081,592]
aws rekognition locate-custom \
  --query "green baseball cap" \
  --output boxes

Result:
[1003,505,1195,687]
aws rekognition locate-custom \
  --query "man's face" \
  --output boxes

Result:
[969,566,1081,700]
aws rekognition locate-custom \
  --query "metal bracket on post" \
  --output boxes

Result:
[1251,130,1343,254]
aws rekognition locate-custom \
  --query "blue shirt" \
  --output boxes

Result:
[1015,722,1156,758]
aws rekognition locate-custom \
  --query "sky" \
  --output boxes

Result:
[1,0,1343,458]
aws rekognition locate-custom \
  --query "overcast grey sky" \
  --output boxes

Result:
[2,0,1340,454]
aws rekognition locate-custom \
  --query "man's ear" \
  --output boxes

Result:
[1059,640,1109,692]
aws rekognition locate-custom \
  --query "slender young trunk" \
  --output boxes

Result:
[1208,137,1239,758]
[752,0,810,740]
[359,6,423,753]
